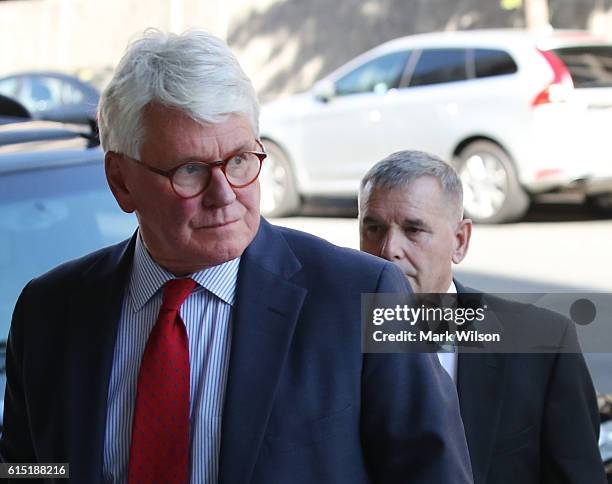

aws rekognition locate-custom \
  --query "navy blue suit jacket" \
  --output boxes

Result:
[1,219,473,483]
[454,281,605,484]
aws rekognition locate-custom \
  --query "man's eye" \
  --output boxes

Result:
[228,155,245,166]
[403,226,423,235]
[178,163,205,176]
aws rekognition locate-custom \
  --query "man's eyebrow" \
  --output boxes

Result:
[170,142,256,165]
[232,141,259,154]
[402,218,430,230]
[362,215,385,225]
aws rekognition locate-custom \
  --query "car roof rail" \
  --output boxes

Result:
[0,128,91,145]
[0,127,100,149]
[0,94,100,147]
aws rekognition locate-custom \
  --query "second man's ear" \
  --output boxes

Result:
[105,151,136,214]
[452,219,472,265]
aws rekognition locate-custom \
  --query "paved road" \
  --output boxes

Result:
[271,200,612,392]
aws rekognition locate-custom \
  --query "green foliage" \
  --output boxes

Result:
[500,0,523,10]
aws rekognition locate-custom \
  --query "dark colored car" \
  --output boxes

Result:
[0,106,137,425]
[0,72,100,125]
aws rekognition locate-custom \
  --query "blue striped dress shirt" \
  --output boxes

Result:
[102,233,238,483]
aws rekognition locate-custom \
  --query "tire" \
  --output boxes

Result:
[456,140,530,224]
[586,193,612,216]
[259,139,300,218]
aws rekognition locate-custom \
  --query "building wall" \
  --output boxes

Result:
[228,0,523,101]
[229,0,612,101]
[0,0,227,86]
[1,0,611,101]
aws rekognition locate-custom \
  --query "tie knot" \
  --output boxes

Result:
[161,278,197,311]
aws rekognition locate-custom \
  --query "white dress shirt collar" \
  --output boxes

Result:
[128,231,240,311]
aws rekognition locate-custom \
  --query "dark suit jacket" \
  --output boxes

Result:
[0,219,473,483]
[454,281,605,484]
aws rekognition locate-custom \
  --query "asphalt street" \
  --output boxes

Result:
[271,200,612,393]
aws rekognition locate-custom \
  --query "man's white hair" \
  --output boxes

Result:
[98,28,259,159]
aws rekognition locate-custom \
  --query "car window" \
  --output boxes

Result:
[334,51,411,96]
[0,78,19,99]
[408,48,468,87]
[61,82,85,105]
[0,161,137,339]
[551,46,612,88]
[27,77,64,111]
[473,49,518,78]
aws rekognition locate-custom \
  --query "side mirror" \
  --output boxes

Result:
[313,80,335,103]
[0,94,31,120]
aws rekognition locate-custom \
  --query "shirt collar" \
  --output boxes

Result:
[447,280,457,294]
[128,231,240,311]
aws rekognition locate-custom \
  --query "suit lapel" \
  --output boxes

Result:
[219,220,306,484]
[63,235,136,483]
[455,281,507,484]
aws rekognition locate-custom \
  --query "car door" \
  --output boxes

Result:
[298,50,412,195]
[381,48,470,161]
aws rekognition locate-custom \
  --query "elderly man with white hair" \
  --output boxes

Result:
[0,31,473,484]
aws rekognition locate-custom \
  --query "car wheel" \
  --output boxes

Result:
[259,140,300,218]
[586,193,612,215]
[456,141,529,224]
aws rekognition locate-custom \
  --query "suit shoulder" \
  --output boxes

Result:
[460,287,573,346]
[26,238,131,297]
[274,224,396,280]
[491,294,570,329]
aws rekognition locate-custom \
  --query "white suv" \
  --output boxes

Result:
[259,29,612,223]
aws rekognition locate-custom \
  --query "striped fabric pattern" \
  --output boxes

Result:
[102,234,239,484]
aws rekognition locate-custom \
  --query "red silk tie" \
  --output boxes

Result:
[128,278,197,484]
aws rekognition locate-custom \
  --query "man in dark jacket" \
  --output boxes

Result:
[359,149,606,484]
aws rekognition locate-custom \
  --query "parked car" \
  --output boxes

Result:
[0,110,137,426]
[259,29,612,223]
[0,71,100,125]
[599,394,612,482]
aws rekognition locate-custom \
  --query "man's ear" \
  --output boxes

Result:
[105,151,136,213]
[452,218,472,264]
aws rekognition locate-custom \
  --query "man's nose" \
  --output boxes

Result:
[380,229,404,261]
[201,167,236,207]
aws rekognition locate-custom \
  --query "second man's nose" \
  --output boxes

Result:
[380,229,405,261]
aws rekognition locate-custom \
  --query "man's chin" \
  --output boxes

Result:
[190,231,256,267]
[405,275,420,293]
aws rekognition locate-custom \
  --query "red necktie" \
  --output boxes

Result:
[128,278,197,484]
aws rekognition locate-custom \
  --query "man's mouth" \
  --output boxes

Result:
[195,219,239,229]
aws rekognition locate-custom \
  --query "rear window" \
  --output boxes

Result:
[408,49,468,87]
[551,46,612,88]
[473,49,518,78]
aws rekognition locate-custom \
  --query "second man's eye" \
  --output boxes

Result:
[365,225,384,238]
[403,226,423,235]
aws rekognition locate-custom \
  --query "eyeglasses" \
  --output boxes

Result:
[123,142,267,199]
